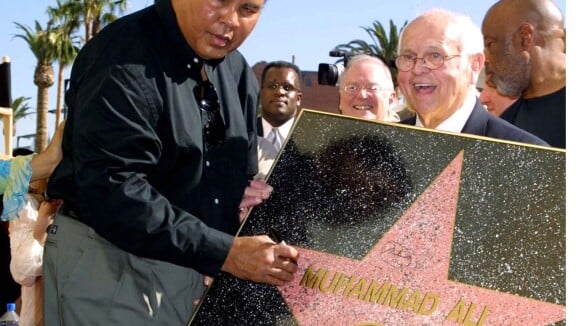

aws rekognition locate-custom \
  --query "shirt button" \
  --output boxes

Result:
[205,161,210,167]
[214,198,219,205]
[186,64,191,69]
[193,57,199,64]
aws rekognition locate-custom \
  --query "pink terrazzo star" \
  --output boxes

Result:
[279,151,565,326]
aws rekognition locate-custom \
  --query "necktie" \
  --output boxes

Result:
[267,128,281,152]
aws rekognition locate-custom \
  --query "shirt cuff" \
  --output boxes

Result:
[196,227,234,276]
[1,154,34,221]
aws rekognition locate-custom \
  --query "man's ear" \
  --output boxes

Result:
[296,91,302,107]
[518,23,535,48]
[388,90,398,107]
[470,53,485,85]
[562,27,566,53]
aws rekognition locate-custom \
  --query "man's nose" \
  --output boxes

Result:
[219,5,241,28]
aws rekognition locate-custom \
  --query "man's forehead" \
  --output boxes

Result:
[404,18,451,42]
[265,68,298,78]
[344,67,388,82]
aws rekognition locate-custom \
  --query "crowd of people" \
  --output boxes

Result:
[0,0,564,324]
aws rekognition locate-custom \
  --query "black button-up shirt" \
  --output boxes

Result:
[47,0,259,276]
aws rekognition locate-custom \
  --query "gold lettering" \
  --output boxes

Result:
[347,278,367,299]
[319,270,341,293]
[333,274,350,295]
[463,304,490,326]
[462,302,476,325]
[342,274,358,296]
[299,266,327,289]
[418,292,439,315]
[476,306,490,326]
[383,286,409,308]
[300,265,445,321]
[401,290,421,311]
[364,280,392,304]
[446,299,466,323]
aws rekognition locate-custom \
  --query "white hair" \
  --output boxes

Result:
[398,8,484,56]
[342,54,395,90]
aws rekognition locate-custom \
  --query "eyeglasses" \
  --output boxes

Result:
[194,80,225,145]
[341,84,390,94]
[264,82,300,93]
[395,52,461,72]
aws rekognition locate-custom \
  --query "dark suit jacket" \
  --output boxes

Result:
[257,116,264,137]
[401,99,549,146]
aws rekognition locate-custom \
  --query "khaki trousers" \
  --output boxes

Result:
[43,213,204,325]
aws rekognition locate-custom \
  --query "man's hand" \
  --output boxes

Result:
[238,180,273,222]
[193,276,214,306]
[33,199,62,244]
[221,235,299,285]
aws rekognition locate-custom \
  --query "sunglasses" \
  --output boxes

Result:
[194,80,225,145]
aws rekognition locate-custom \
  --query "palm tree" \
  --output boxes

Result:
[0,96,32,138]
[49,0,81,129]
[14,21,58,152]
[11,96,34,135]
[82,0,128,42]
[333,20,407,87]
[47,0,127,129]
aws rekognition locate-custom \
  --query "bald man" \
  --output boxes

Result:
[482,0,566,148]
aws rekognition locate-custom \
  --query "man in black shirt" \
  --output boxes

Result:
[44,0,298,324]
[482,0,566,148]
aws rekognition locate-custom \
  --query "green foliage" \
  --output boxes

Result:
[13,21,59,65]
[0,96,33,135]
[11,96,33,123]
[12,0,129,143]
[83,0,129,41]
[49,0,82,65]
[333,20,408,87]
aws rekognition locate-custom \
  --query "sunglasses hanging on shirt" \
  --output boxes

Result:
[194,80,225,145]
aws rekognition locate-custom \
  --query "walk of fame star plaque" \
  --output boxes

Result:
[189,110,565,326]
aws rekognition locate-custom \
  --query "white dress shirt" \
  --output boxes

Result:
[262,116,296,152]
[415,94,476,133]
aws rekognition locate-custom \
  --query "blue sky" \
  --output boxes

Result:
[0,0,567,142]
[0,0,576,320]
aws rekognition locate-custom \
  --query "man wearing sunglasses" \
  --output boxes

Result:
[43,0,299,324]
[396,9,547,146]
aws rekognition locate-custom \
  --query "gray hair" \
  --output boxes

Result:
[398,8,484,56]
[341,54,395,90]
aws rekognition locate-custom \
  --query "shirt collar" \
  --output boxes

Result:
[155,0,223,80]
[415,92,476,133]
[262,116,296,142]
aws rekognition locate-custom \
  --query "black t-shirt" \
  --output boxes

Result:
[500,87,566,148]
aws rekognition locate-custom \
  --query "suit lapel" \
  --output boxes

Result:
[461,99,488,135]
[256,117,264,137]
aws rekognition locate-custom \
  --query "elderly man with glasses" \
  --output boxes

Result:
[396,8,547,146]
[338,54,400,123]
